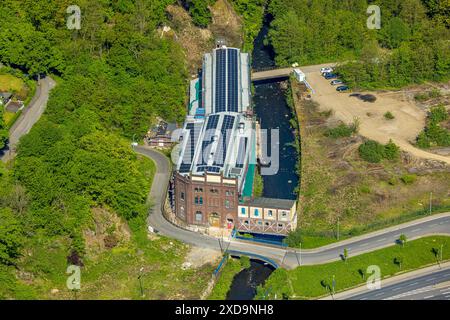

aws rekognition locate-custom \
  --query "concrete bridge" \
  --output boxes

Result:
[251,67,294,82]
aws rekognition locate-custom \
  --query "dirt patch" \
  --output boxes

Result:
[184,247,222,269]
[305,71,450,165]
[83,207,131,257]
[292,80,450,232]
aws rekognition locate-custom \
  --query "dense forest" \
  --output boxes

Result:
[0,0,196,298]
[268,0,450,88]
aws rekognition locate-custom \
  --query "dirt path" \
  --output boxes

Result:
[305,71,450,165]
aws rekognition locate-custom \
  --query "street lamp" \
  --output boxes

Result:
[138,267,144,298]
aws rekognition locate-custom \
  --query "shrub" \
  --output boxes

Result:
[429,105,448,124]
[358,140,385,163]
[384,111,395,120]
[414,93,428,101]
[384,139,400,160]
[400,174,417,185]
[324,120,358,138]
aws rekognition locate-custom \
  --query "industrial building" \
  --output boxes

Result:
[172,46,297,236]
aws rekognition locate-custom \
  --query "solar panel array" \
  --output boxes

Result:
[213,115,235,166]
[227,49,239,113]
[198,115,219,165]
[235,137,248,168]
[179,123,201,173]
[215,49,227,113]
[196,166,220,173]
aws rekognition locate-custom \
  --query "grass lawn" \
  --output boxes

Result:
[258,236,450,299]
[3,110,17,127]
[0,74,25,93]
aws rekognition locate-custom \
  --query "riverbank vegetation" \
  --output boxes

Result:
[257,236,450,299]
[287,81,450,248]
[267,0,450,89]
[208,256,250,299]
[0,0,214,299]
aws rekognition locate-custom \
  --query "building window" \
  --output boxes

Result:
[240,207,246,216]
[254,209,259,217]
[210,188,219,194]
[180,192,185,201]
[281,211,288,218]
[195,187,203,193]
[267,210,273,217]
[225,190,234,196]
[244,220,249,225]
[225,200,230,208]
[265,222,269,226]
[257,221,262,226]
[195,211,202,222]
[278,223,284,228]
[195,196,203,205]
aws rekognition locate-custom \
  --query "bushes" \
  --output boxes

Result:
[185,0,213,28]
[384,111,395,120]
[358,139,400,163]
[416,105,450,148]
[400,174,417,185]
[324,120,359,138]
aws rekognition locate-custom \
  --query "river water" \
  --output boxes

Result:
[225,13,299,300]
[252,14,299,200]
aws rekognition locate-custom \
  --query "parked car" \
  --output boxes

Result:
[321,67,333,74]
[336,85,350,92]
[330,79,343,85]
[324,73,338,80]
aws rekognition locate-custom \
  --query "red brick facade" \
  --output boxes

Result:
[174,172,239,229]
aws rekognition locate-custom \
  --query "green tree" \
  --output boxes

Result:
[0,208,23,266]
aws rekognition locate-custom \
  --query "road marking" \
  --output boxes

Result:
[376,238,386,242]
[425,277,437,282]
[374,292,384,297]
[406,282,419,287]
[392,287,404,291]
[424,295,434,299]
[358,243,370,247]
[440,290,450,295]
[411,228,422,232]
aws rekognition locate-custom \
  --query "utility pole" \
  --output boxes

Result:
[337,217,340,240]
[299,243,302,266]
[429,192,433,215]
[138,267,144,298]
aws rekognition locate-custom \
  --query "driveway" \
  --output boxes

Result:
[1,76,56,162]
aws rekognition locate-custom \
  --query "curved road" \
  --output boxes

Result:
[1,76,56,162]
[136,145,450,269]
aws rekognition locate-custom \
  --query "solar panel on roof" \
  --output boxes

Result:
[197,166,220,173]
[179,122,200,173]
[227,49,239,113]
[215,49,227,113]
[213,115,235,166]
[198,115,219,165]
[236,137,248,168]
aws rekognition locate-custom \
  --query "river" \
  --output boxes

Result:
[225,12,299,300]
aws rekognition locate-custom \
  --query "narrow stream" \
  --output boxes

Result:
[225,12,300,300]
[226,259,275,300]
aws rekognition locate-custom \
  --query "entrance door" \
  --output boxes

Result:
[209,212,220,228]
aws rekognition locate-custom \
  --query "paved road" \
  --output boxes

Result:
[348,266,450,300]
[1,76,56,162]
[135,146,450,269]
